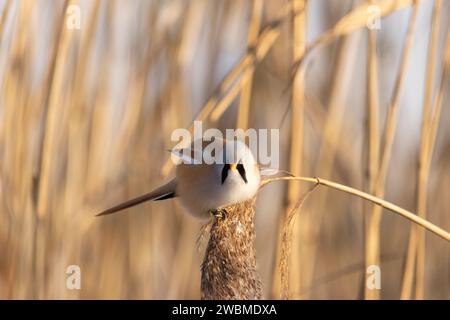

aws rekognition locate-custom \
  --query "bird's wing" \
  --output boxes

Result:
[96,179,177,216]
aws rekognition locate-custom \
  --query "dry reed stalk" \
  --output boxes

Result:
[236,0,263,130]
[286,0,307,299]
[201,198,263,300]
[271,0,307,300]
[427,33,450,153]
[298,31,361,299]
[366,3,381,195]
[363,0,381,299]
[262,176,450,242]
[413,0,443,300]
[365,2,419,300]
[402,11,448,299]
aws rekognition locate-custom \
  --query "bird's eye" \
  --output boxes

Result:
[236,163,248,184]
[221,164,230,184]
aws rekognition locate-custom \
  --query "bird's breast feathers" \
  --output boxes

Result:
[175,163,260,220]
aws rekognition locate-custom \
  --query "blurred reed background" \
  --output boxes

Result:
[0,0,449,299]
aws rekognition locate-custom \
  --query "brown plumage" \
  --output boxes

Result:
[201,198,263,300]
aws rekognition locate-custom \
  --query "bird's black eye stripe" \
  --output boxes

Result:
[237,164,248,184]
[221,164,230,184]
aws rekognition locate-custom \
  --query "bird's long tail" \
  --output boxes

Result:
[96,179,177,216]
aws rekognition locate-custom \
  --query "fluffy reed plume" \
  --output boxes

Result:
[201,198,263,300]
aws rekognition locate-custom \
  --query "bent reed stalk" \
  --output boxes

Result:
[261,176,450,242]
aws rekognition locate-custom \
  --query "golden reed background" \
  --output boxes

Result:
[0,0,449,299]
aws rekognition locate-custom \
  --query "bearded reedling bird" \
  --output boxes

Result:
[97,137,264,299]
[96,138,261,219]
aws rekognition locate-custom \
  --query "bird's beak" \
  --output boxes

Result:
[230,163,237,172]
